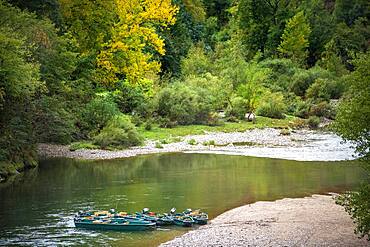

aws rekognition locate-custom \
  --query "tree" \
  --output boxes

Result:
[97,0,179,85]
[238,0,294,58]
[278,11,311,65]
[0,1,44,167]
[335,52,370,240]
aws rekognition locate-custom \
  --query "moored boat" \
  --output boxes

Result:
[74,209,155,231]
[172,215,194,227]
[186,209,208,225]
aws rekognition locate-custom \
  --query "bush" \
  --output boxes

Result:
[259,58,298,91]
[35,96,76,144]
[280,129,291,135]
[290,67,333,97]
[309,101,336,119]
[207,112,225,126]
[184,73,233,110]
[307,116,320,129]
[285,93,305,115]
[226,96,248,120]
[188,139,197,145]
[69,142,97,151]
[154,83,213,126]
[93,115,143,149]
[256,92,286,119]
[144,120,152,130]
[306,78,344,100]
[81,93,120,135]
[155,142,164,149]
[294,100,312,118]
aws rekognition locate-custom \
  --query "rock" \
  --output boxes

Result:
[245,113,255,122]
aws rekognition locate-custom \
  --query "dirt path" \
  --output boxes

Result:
[160,195,368,247]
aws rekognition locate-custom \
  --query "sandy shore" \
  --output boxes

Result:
[38,128,356,161]
[160,195,368,247]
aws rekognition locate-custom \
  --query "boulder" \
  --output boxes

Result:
[245,113,255,121]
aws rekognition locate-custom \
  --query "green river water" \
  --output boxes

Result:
[0,153,365,246]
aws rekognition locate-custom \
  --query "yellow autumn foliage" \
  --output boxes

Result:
[98,0,179,85]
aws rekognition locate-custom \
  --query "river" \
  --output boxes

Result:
[0,153,365,246]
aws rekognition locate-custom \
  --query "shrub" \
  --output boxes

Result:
[226,96,248,120]
[289,118,307,129]
[309,101,336,119]
[256,92,286,119]
[112,80,152,114]
[280,129,291,135]
[259,58,298,91]
[35,96,76,144]
[69,142,97,151]
[289,70,315,96]
[294,100,312,118]
[93,115,143,149]
[184,73,233,110]
[207,112,224,126]
[284,93,305,115]
[306,78,344,100]
[307,116,320,129]
[155,142,164,149]
[203,140,216,146]
[144,120,152,130]
[81,93,120,135]
[188,139,197,145]
[290,67,333,97]
[154,83,213,125]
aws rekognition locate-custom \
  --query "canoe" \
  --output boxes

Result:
[192,214,208,225]
[187,209,208,225]
[74,217,155,231]
[135,212,174,226]
[172,215,194,227]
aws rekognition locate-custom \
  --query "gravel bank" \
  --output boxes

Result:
[160,195,368,247]
[38,128,356,161]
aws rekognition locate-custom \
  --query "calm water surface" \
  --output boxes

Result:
[0,153,365,246]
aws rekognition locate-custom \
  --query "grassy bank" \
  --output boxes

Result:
[69,116,298,151]
[139,116,295,141]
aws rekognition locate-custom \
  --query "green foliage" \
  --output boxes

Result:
[226,96,248,120]
[334,51,370,241]
[289,67,332,96]
[181,45,214,76]
[309,101,335,119]
[184,73,233,109]
[336,185,370,240]
[334,52,370,159]
[81,94,120,135]
[69,142,98,151]
[154,83,213,126]
[278,11,311,65]
[259,58,298,91]
[155,142,164,149]
[238,0,293,58]
[307,116,320,129]
[256,92,286,119]
[34,96,76,144]
[93,115,143,149]
[188,139,197,145]
[306,78,344,101]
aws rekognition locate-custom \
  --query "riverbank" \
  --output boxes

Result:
[38,128,356,161]
[161,195,368,247]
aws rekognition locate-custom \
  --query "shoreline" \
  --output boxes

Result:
[38,128,356,162]
[160,195,368,247]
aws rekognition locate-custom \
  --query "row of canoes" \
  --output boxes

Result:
[74,208,208,231]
